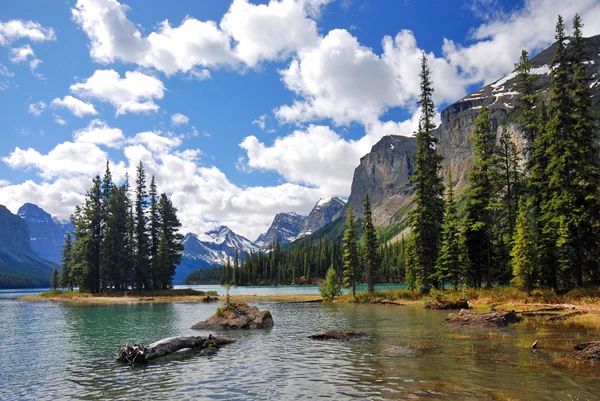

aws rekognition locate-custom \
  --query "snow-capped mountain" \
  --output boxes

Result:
[297,197,345,238]
[255,212,307,249]
[18,203,74,264]
[176,225,258,284]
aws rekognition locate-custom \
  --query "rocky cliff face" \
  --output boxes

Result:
[0,205,56,288]
[255,212,307,249]
[177,226,258,284]
[18,203,73,264]
[438,34,600,189]
[298,197,345,238]
[340,135,416,226]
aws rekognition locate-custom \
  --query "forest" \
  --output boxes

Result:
[214,15,599,295]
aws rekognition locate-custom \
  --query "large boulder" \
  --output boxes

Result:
[192,304,274,330]
[444,309,522,328]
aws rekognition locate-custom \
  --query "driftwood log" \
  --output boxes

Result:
[115,335,235,364]
[309,330,366,341]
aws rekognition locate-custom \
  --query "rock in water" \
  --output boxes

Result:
[192,304,274,330]
[309,330,366,341]
[425,299,469,310]
[573,341,600,360]
[443,309,522,328]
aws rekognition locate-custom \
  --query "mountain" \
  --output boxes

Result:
[176,226,258,284]
[306,34,600,243]
[340,135,417,226]
[0,205,56,288]
[297,197,346,238]
[255,212,307,249]
[18,203,73,264]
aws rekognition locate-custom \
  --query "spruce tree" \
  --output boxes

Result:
[408,53,444,293]
[51,267,59,290]
[511,199,537,295]
[60,232,73,291]
[363,193,379,293]
[465,106,497,287]
[342,205,360,300]
[514,50,541,162]
[148,175,160,288]
[404,235,418,294]
[319,265,342,301]
[155,193,184,289]
[434,174,463,290]
[134,161,150,289]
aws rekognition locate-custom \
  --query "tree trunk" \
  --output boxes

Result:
[116,335,235,364]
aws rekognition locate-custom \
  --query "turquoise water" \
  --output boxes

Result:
[1,287,599,400]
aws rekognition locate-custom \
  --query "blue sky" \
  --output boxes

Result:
[0,0,599,240]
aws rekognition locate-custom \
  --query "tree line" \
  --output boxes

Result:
[59,161,184,293]
[409,14,599,294]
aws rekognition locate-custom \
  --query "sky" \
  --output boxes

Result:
[0,0,599,241]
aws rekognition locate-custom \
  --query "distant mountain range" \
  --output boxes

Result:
[0,205,56,289]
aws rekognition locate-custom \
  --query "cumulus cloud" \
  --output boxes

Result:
[8,44,45,78]
[51,95,98,117]
[54,114,67,126]
[71,0,330,74]
[0,19,55,46]
[127,131,182,152]
[70,69,165,115]
[73,119,124,148]
[171,113,189,126]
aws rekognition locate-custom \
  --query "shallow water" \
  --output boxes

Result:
[0,290,599,400]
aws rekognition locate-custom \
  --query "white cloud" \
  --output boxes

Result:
[0,179,10,187]
[188,68,211,80]
[51,95,98,117]
[9,44,35,63]
[70,69,165,115]
[0,20,56,46]
[171,113,190,126]
[252,114,267,131]
[71,0,330,74]
[221,0,321,67]
[73,119,125,148]
[0,63,13,77]
[28,101,46,116]
[127,131,182,152]
[3,141,111,180]
[54,114,67,126]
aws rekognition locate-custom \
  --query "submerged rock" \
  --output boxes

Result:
[573,341,600,360]
[444,309,522,328]
[425,299,469,310]
[309,330,366,341]
[192,304,274,330]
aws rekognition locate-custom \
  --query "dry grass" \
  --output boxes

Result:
[19,289,211,304]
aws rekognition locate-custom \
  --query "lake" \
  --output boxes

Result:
[0,286,598,400]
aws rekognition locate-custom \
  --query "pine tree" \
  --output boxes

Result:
[511,199,537,295]
[148,175,160,288]
[514,49,541,162]
[155,193,184,289]
[102,185,129,291]
[51,267,59,290]
[465,106,497,288]
[363,193,379,293]
[404,235,418,294]
[342,205,360,300]
[409,53,444,293]
[134,161,150,289]
[434,174,464,290]
[99,161,113,291]
[60,232,73,291]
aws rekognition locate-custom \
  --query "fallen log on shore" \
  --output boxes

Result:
[444,309,522,328]
[309,330,366,341]
[115,335,235,364]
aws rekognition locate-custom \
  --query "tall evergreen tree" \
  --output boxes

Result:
[408,53,445,293]
[511,199,537,295]
[434,174,465,290]
[51,267,59,290]
[363,193,379,293]
[465,106,498,288]
[148,175,160,288]
[342,206,360,300]
[514,49,541,163]
[155,193,184,289]
[134,161,150,289]
[60,232,74,291]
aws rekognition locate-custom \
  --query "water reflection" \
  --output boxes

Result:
[1,299,599,400]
